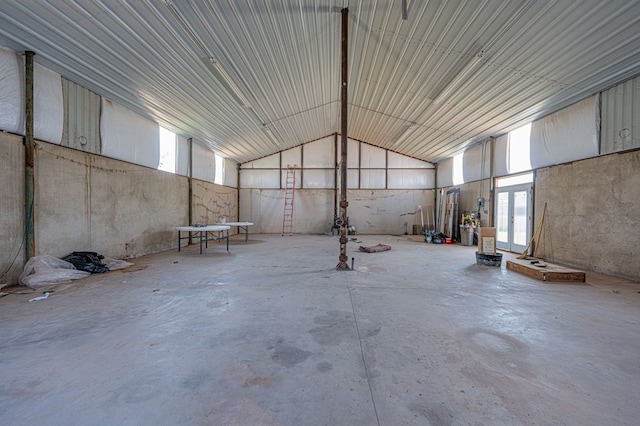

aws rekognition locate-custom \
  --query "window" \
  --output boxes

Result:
[158,127,176,173]
[496,172,533,188]
[508,123,531,173]
[214,154,224,185]
[453,153,464,185]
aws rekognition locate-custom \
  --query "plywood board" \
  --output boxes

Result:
[507,258,586,283]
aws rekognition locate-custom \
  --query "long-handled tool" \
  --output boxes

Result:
[517,202,547,259]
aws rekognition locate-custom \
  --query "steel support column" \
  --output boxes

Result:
[188,137,193,245]
[337,8,350,270]
[24,51,35,260]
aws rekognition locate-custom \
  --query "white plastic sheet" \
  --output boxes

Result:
[347,169,359,189]
[360,169,386,189]
[0,47,22,134]
[101,98,159,169]
[34,63,63,144]
[530,95,599,169]
[387,151,434,169]
[346,139,359,168]
[494,134,509,177]
[240,169,280,188]
[303,169,334,188]
[387,169,435,189]
[19,255,90,289]
[192,142,216,183]
[281,146,301,168]
[303,137,334,168]
[223,158,238,188]
[360,144,386,168]
[436,157,454,188]
[176,135,190,176]
[241,153,279,169]
[462,143,490,183]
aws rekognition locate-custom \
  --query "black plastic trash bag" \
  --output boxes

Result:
[62,251,109,274]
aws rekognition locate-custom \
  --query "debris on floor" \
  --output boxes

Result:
[18,253,134,289]
[19,255,91,289]
[359,244,392,253]
[62,251,109,273]
[29,291,53,302]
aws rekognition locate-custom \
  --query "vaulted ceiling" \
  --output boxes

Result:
[1,0,639,164]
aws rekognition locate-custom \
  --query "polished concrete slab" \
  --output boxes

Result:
[1,235,639,425]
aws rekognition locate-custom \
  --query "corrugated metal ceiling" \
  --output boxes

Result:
[1,0,639,164]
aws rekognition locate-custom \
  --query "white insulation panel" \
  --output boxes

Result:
[0,48,22,134]
[388,151,433,169]
[360,144,386,168]
[360,169,386,189]
[34,63,63,144]
[530,95,599,169]
[303,169,334,188]
[281,146,301,169]
[387,169,435,189]
[241,153,279,169]
[347,169,359,189]
[101,98,159,169]
[280,169,302,189]
[241,169,280,189]
[463,143,491,183]
[303,137,334,168]
[494,134,509,177]
[224,158,238,188]
[0,50,63,144]
[437,158,454,188]
[176,135,189,176]
[192,142,216,183]
[347,138,359,168]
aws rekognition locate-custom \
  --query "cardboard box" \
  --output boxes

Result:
[478,227,496,254]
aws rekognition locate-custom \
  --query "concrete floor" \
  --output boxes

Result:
[1,234,639,425]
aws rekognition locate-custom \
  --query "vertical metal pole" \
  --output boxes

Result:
[24,51,36,260]
[333,132,338,220]
[489,136,495,227]
[188,137,193,244]
[337,8,350,270]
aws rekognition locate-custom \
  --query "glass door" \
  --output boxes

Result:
[495,183,532,253]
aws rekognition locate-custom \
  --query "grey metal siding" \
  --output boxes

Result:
[601,75,640,154]
[61,78,101,154]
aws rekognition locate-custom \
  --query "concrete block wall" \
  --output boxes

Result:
[0,133,238,287]
[0,133,25,287]
[534,150,640,280]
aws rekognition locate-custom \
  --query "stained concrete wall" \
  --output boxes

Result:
[192,180,238,225]
[0,133,25,287]
[239,188,435,235]
[0,134,238,287]
[534,150,640,280]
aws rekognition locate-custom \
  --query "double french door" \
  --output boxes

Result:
[495,184,532,253]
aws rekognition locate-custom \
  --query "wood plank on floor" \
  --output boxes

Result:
[507,257,586,283]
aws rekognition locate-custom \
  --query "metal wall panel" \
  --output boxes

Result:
[601,75,640,154]
[61,78,100,153]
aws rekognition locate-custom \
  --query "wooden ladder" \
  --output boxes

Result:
[282,164,296,236]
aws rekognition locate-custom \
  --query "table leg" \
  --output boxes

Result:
[178,230,181,251]
[200,231,204,254]
[226,229,229,251]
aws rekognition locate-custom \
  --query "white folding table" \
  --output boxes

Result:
[176,225,231,254]
[214,221,254,242]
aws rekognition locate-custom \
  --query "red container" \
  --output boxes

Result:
[445,237,452,244]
